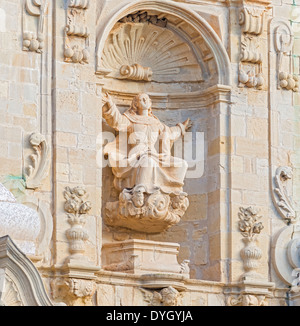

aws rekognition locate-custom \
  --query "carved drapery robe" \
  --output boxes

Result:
[103,103,188,194]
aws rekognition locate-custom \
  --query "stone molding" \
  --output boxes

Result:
[0,235,54,306]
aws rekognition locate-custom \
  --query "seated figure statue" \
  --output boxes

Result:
[102,92,191,233]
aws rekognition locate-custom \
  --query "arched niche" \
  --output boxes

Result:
[96,0,231,107]
[96,0,232,281]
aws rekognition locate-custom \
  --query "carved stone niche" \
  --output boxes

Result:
[102,239,190,278]
[96,4,229,96]
[101,20,203,85]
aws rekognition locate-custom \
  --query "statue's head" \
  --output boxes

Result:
[131,93,152,115]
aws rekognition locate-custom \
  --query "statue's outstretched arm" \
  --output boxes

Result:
[167,118,192,141]
[102,92,130,132]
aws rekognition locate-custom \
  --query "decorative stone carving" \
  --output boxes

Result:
[0,235,54,306]
[273,166,297,224]
[119,64,153,82]
[25,132,50,190]
[101,22,203,83]
[105,186,189,233]
[238,3,267,90]
[238,64,264,89]
[278,73,299,92]
[102,92,190,233]
[238,206,264,279]
[239,6,265,35]
[240,36,262,63]
[23,0,49,53]
[273,21,296,91]
[228,294,267,306]
[64,186,92,261]
[119,11,168,28]
[64,0,90,64]
[141,286,183,306]
[68,0,90,9]
[51,277,96,306]
[0,183,40,255]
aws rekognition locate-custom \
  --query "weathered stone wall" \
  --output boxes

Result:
[0,0,300,306]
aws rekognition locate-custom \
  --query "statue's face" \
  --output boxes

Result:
[132,190,144,207]
[137,94,151,112]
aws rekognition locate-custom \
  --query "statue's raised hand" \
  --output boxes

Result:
[182,118,192,131]
[102,92,114,108]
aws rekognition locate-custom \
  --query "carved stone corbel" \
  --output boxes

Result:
[23,0,49,53]
[64,0,90,64]
[25,132,50,190]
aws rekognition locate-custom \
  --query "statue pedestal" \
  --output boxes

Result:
[102,239,190,277]
[105,186,189,234]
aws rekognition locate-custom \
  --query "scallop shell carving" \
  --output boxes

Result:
[0,277,23,306]
[101,22,203,83]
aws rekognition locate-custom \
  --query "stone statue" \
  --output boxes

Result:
[102,93,191,233]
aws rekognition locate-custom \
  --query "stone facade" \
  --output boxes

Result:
[0,0,300,306]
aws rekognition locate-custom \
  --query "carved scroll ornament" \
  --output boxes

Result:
[25,132,50,190]
[273,166,297,224]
